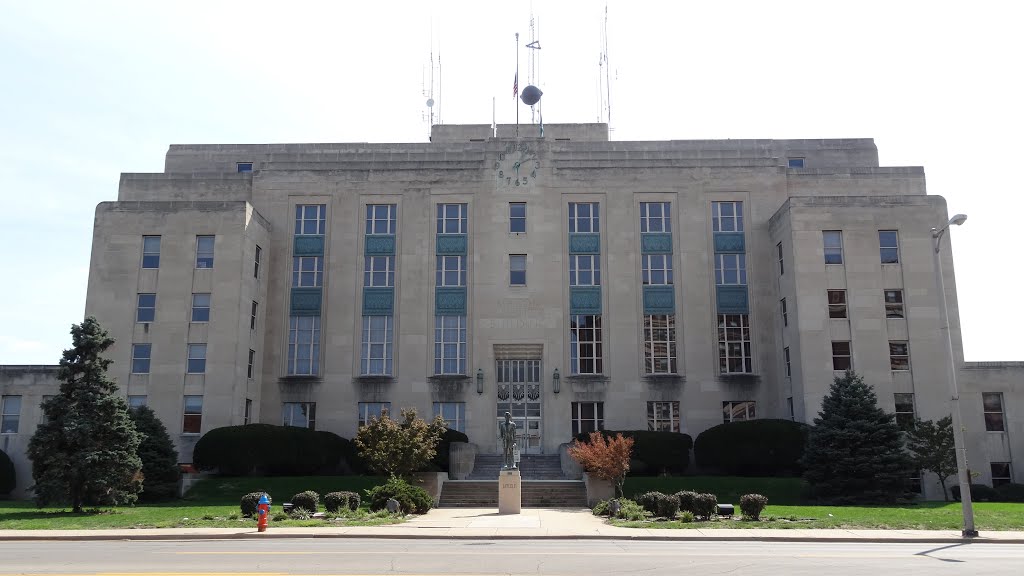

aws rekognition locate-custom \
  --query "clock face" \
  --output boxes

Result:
[495,144,540,188]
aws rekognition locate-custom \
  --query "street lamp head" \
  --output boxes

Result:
[949,214,967,226]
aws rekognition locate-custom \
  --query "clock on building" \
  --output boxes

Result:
[495,144,540,188]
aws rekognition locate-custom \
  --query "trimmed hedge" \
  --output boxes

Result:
[635,491,680,518]
[675,490,698,514]
[952,484,997,502]
[240,491,272,517]
[193,424,362,476]
[366,476,432,514]
[573,430,693,475]
[739,493,768,520]
[291,490,319,513]
[692,492,718,520]
[324,491,361,512]
[0,449,15,496]
[431,428,469,472]
[995,483,1024,503]
[694,419,809,477]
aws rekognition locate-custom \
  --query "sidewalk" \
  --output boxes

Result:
[1,508,1023,543]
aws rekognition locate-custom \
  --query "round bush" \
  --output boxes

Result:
[994,483,1024,503]
[692,492,718,520]
[290,490,319,513]
[694,419,809,476]
[739,493,768,520]
[675,490,699,514]
[366,476,432,514]
[240,492,272,517]
[193,424,353,476]
[324,491,361,512]
[431,428,470,472]
[0,449,15,496]
[952,484,997,502]
[636,491,680,518]
[574,430,693,475]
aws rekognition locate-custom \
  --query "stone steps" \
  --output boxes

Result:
[467,454,566,480]
[439,480,587,508]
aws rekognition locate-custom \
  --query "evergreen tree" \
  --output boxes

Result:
[129,405,180,502]
[28,318,143,512]
[905,416,957,501]
[801,370,913,503]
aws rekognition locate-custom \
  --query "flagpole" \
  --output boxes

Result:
[515,32,520,138]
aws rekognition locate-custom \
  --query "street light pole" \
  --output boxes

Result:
[931,213,977,537]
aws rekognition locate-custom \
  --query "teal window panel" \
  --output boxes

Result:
[716,285,749,314]
[436,234,468,256]
[293,235,325,256]
[643,285,676,315]
[569,286,602,315]
[365,235,396,256]
[435,287,468,315]
[641,233,673,254]
[362,287,395,315]
[714,232,746,254]
[568,233,601,254]
[290,287,323,316]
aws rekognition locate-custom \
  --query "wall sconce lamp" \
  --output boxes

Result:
[552,368,561,394]
[476,368,484,395]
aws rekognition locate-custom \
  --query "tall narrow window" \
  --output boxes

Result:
[247,349,255,379]
[784,347,791,377]
[292,256,324,287]
[136,293,156,322]
[436,203,467,234]
[991,462,1013,487]
[358,402,392,426]
[142,236,161,269]
[643,315,676,374]
[434,316,467,375]
[433,402,466,432]
[361,316,394,375]
[131,344,152,374]
[287,316,321,376]
[717,314,752,374]
[196,235,215,268]
[894,393,916,430]
[723,401,756,423]
[787,397,795,421]
[254,245,262,278]
[191,293,211,322]
[244,398,252,425]
[569,255,601,286]
[250,301,258,330]
[187,344,207,374]
[568,202,600,233]
[879,230,900,264]
[639,202,671,233]
[366,204,397,235]
[1,396,22,434]
[983,392,1005,432]
[509,202,527,233]
[642,254,673,285]
[436,255,467,287]
[884,289,905,318]
[711,201,744,232]
[182,395,203,434]
[647,401,680,432]
[510,255,527,286]
[777,242,784,275]
[827,290,848,319]
[296,204,327,235]
[570,315,603,375]
[831,341,852,371]
[282,402,317,429]
[571,402,604,435]
[364,256,395,287]
[780,298,788,327]
[823,231,844,264]
[714,254,747,285]
[889,341,910,371]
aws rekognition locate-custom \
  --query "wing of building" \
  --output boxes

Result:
[2,123,1020,499]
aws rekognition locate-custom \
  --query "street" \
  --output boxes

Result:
[1,539,1022,576]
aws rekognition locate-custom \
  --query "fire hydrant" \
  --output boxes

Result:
[257,493,270,532]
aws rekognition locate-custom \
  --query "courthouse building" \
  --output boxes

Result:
[2,123,1021,499]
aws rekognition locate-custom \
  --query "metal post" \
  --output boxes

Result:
[932,225,977,537]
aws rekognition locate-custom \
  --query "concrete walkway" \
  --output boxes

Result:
[1,508,1023,543]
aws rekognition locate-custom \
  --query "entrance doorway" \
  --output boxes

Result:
[496,359,543,454]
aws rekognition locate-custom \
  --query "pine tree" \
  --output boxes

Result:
[129,405,180,502]
[801,370,913,503]
[28,318,143,512]
[905,416,957,501]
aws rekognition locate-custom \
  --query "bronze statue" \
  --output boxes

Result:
[499,412,518,469]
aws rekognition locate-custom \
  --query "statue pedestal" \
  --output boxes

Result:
[498,468,522,515]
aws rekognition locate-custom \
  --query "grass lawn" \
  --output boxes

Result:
[623,476,804,505]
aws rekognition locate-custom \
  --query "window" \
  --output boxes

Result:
[777,242,784,275]
[196,235,215,268]
[787,158,805,168]
[131,343,152,374]
[296,204,327,235]
[569,255,601,286]
[509,202,527,233]
[647,401,680,432]
[831,341,851,371]
[436,255,466,287]
[643,315,676,374]
[714,254,747,285]
[991,462,1013,488]
[282,402,316,430]
[568,202,600,233]
[571,402,605,435]
[639,202,671,233]
[436,203,467,234]
[879,230,900,264]
[894,393,916,430]
[909,472,923,494]
[128,395,147,409]
[358,402,391,427]
[570,315,603,374]
[889,341,910,371]
[723,401,756,423]
[182,395,203,434]
[784,347,791,377]
[780,298,788,327]
[191,293,211,322]
[287,316,321,376]
[711,201,743,232]
[434,315,467,375]
[237,162,253,172]
[983,392,1005,432]
[885,290,905,319]
[250,301,258,330]
[510,255,527,286]
[433,402,466,432]
[244,398,252,425]
[366,204,396,235]
[717,314,752,374]
[357,257,393,289]
[1,396,21,433]
[787,397,795,421]
[247,349,255,379]
[828,290,847,319]
[254,245,262,278]
[142,236,161,269]
[823,231,843,264]
[361,315,394,375]
[292,256,324,287]
[187,343,207,374]
[136,293,156,322]
[642,254,673,285]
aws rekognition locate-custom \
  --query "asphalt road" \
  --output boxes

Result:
[1,539,1022,576]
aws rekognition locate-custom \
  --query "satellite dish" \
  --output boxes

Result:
[520,85,542,106]
[426,98,435,108]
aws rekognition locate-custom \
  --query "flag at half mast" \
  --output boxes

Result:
[513,73,518,99]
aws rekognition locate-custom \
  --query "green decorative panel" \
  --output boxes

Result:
[290,288,322,316]
[713,232,746,254]
[436,234,468,256]
[365,235,396,256]
[716,285,749,314]
[293,235,325,256]
[435,287,467,315]
[643,285,676,314]
[569,286,602,315]
[641,233,673,254]
[362,287,395,315]
[568,233,601,254]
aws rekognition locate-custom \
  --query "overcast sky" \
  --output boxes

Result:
[1,0,1021,363]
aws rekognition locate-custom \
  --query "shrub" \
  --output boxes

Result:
[355,408,447,477]
[324,491,361,512]
[431,428,470,472]
[289,507,312,520]
[0,449,15,496]
[615,499,647,521]
[692,492,718,520]
[240,492,272,517]
[675,490,699,514]
[995,483,1024,503]
[636,491,680,518]
[193,424,352,476]
[291,490,319,513]
[678,511,695,523]
[569,432,634,497]
[739,493,769,520]
[574,430,692,475]
[592,499,611,516]
[694,419,809,477]
[366,476,432,514]
[952,484,997,502]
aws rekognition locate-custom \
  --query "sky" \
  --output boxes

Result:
[0,0,1021,363]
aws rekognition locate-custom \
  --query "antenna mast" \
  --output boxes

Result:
[597,3,612,127]
[526,9,542,125]
[423,16,442,139]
